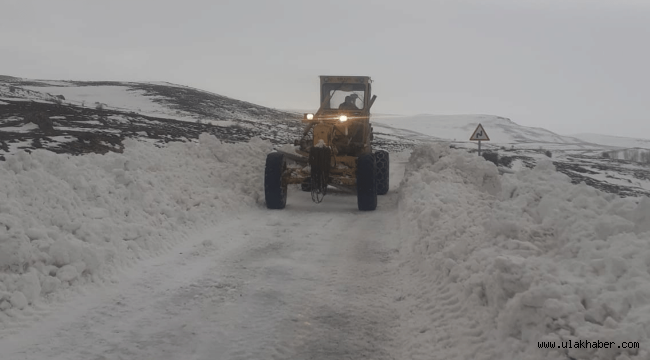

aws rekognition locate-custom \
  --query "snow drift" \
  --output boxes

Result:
[397,143,650,360]
[0,135,271,323]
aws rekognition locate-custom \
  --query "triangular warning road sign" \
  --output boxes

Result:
[470,123,490,141]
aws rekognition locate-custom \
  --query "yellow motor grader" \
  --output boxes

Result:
[264,75,389,211]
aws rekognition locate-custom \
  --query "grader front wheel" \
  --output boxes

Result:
[374,150,390,195]
[356,153,377,211]
[264,152,288,209]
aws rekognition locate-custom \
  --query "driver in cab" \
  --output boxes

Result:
[338,94,359,110]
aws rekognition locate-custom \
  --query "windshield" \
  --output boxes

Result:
[321,83,365,110]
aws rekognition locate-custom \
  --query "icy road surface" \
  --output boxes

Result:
[0,162,406,360]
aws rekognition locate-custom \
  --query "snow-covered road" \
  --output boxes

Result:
[0,161,406,360]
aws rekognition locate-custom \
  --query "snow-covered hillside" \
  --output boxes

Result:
[372,114,597,149]
[0,77,296,157]
[572,133,650,150]
[1,78,292,123]
[0,77,414,159]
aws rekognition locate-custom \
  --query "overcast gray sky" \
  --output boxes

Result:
[3,0,650,138]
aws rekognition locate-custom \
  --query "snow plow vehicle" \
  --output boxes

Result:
[264,75,389,211]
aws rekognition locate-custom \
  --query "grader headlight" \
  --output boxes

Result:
[339,115,348,122]
[305,113,314,120]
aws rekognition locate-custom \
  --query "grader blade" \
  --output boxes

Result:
[275,148,308,164]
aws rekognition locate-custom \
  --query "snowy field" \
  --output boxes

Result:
[0,136,648,359]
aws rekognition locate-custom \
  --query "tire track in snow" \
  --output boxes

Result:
[212,195,402,360]
[283,203,401,360]
[0,222,255,360]
[398,262,500,360]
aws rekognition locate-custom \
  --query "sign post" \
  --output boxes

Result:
[469,123,490,156]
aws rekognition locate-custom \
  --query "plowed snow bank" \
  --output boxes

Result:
[0,135,271,324]
[398,143,650,360]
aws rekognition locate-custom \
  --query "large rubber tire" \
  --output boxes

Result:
[301,177,312,192]
[264,152,287,209]
[374,150,390,195]
[356,153,377,211]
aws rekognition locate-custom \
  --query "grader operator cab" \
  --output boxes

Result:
[264,76,389,211]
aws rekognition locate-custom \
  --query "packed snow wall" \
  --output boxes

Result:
[0,134,271,323]
[397,143,650,360]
